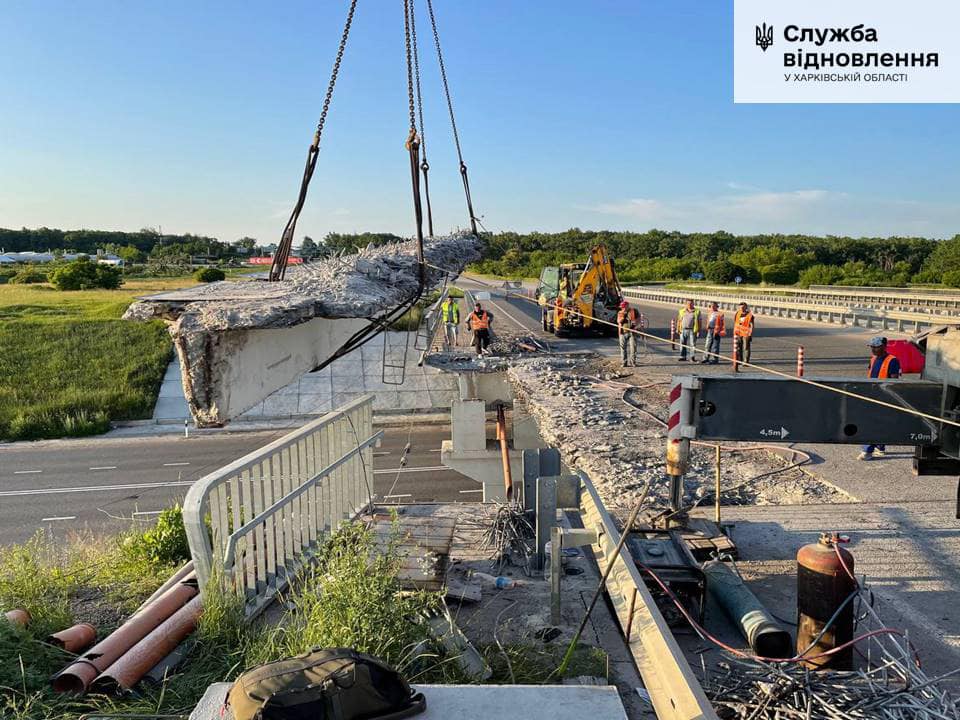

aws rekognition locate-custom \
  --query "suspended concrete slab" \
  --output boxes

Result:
[125,234,481,426]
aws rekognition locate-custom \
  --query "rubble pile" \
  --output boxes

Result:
[507,356,844,517]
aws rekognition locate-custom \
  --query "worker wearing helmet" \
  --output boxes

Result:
[617,300,639,367]
[858,336,901,460]
[440,296,460,348]
[466,301,493,356]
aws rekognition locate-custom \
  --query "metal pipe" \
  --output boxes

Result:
[496,404,513,500]
[702,560,792,658]
[714,444,721,525]
[133,560,194,615]
[48,623,97,654]
[91,595,202,694]
[52,573,198,694]
[3,608,30,627]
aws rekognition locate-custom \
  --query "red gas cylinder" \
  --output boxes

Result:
[796,533,856,669]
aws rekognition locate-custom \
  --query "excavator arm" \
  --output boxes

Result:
[570,244,623,330]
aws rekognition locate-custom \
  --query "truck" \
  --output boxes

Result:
[535,244,623,337]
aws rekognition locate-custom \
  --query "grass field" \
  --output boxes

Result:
[0,279,195,441]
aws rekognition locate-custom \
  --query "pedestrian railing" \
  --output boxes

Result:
[183,395,381,617]
[415,287,449,353]
[622,287,960,334]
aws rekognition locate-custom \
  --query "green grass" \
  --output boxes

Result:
[0,280,195,441]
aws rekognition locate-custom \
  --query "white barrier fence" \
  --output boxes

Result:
[183,395,380,616]
[622,286,959,334]
[661,283,960,315]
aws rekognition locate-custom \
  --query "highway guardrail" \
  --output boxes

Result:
[623,286,960,334]
[183,395,381,617]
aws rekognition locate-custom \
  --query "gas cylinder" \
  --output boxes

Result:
[796,532,856,669]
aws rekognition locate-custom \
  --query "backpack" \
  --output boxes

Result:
[226,647,426,720]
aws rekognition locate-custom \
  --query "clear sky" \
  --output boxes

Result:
[1,0,958,242]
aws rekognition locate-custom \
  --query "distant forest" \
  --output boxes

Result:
[4,226,959,287]
[472,229,960,287]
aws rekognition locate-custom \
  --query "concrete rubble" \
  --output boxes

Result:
[124,233,482,426]
[506,355,846,518]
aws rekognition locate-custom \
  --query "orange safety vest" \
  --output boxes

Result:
[617,307,638,330]
[713,312,726,336]
[469,311,489,330]
[869,354,897,379]
[733,310,754,337]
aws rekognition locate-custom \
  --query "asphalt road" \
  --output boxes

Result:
[459,276,887,377]
[0,424,476,546]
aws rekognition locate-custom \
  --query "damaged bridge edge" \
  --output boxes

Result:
[579,471,719,720]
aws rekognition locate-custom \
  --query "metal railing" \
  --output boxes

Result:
[622,286,960,334]
[659,283,960,315]
[183,395,381,616]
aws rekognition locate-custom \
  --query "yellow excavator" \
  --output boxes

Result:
[536,244,623,337]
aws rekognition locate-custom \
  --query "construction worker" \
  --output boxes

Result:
[440,295,460,348]
[677,299,700,362]
[858,336,902,460]
[617,300,639,367]
[733,302,755,365]
[700,301,725,364]
[467,301,493,356]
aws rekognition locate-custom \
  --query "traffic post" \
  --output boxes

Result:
[670,318,676,350]
[797,346,805,377]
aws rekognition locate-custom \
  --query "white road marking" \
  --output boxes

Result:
[0,480,193,498]
[383,493,412,499]
[489,296,536,332]
[458,489,483,494]
[373,465,450,475]
[373,451,391,456]
[90,466,117,470]
[41,516,76,522]
[162,462,190,467]
[429,449,442,453]
[133,510,162,517]
[13,470,42,475]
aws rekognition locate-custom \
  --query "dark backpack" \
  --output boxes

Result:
[226,647,426,720]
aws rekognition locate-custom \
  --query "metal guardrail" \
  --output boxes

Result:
[623,286,959,334]
[183,395,381,616]
[665,283,960,315]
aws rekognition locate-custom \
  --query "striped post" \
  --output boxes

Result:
[732,338,739,373]
[665,379,691,513]
[670,318,676,350]
[797,346,805,377]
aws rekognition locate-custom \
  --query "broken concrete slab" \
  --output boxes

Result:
[124,233,481,425]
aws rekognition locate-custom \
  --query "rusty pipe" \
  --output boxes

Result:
[91,594,202,694]
[48,623,97,654]
[133,560,194,615]
[52,573,198,694]
[4,608,30,627]
[496,404,513,500]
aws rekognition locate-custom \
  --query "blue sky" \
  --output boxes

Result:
[1,0,958,242]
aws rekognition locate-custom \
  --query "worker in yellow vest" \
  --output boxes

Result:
[466,301,494,356]
[733,302,755,364]
[440,296,460,348]
[677,299,701,362]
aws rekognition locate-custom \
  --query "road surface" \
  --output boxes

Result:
[459,276,887,376]
[0,424,475,546]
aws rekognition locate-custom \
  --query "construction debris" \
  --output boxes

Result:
[124,233,482,425]
[507,355,845,518]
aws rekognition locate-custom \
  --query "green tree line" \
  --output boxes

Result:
[471,229,960,287]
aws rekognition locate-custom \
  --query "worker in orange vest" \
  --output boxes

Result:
[733,302,755,364]
[466,301,494,356]
[858,336,902,460]
[700,302,726,364]
[617,300,640,367]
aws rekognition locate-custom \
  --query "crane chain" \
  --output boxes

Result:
[408,0,434,236]
[270,0,359,282]
[425,0,479,236]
